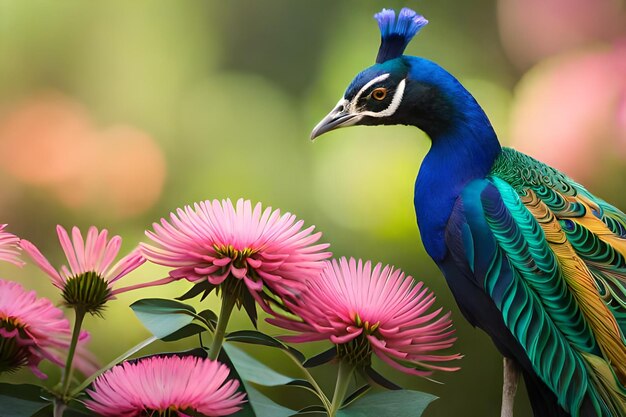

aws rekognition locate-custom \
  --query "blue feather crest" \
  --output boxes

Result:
[374,8,428,63]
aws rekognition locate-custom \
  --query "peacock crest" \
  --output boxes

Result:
[374,8,428,64]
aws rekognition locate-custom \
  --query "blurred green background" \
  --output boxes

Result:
[0,0,625,416]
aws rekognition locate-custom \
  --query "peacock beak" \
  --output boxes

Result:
[310,99,360,140]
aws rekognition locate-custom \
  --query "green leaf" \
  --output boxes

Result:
[63,403,92,417]
[198,309,218,327]
[363,366,401,390]
[297,405,326,413]
[161,322,208,342]
[223,342,331,412]
[337,390,437,417]
[130,298,202,339]
[241,290,258,328]
[342,384,371,408]
[223,342,297,387]
[226,330,305,363]
[219,344,297,417]
[285,380,317,392]
[244,385,296,417]
[30,405,53,417]
[177,280,217,301]
[303,347,336,368]
[218,349,256,417]
[0,383,51,417]
[226,330,284,348]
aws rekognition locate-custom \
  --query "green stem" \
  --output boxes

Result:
[208,294,236,360]
[53,399,67,417]
[283,351,331,410]
[70,335,158,397]
[61,308,86,398]
[330,360,355,416]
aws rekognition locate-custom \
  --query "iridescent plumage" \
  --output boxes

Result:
[312,8,626,417]
[448,148,626,415]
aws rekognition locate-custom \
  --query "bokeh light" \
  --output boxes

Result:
[0,92,166,219]
[498,0,625,69]
[507,42,626,201]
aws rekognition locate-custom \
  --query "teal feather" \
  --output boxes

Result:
[458,179,603,415]
[489,177,597,353]
[485,148,626,415]
[492,149,626,331]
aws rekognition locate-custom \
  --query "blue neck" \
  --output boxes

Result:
[410,60,501,261]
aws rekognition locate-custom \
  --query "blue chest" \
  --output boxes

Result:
[413,134,500,262]
[414,166,461,262]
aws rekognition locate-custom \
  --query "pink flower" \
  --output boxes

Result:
[0,279,96,378]
[0,224,24,267]
[20,225,145,314]
[269,257,461,376]
[85,355,246,417]
[141,198,331,300]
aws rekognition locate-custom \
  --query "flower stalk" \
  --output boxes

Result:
[61,307,86,398]
[330,359,355,416]
[208,293,237,360]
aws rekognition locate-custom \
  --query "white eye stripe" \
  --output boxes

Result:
[349,73,391,112]
[359,78,406,118]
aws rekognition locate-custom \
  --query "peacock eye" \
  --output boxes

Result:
[371,87,387,101]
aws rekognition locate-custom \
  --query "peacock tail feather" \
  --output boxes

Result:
[485,147,626,415]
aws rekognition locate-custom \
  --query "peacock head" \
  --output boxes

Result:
[311,8,471,140]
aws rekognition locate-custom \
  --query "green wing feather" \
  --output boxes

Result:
[486,177,596,353]
[460,179,608,415]
[487,147,626,416]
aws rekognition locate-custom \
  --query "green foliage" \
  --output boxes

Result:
[222,343,297,417]
[130,298,213,339]
[303,347,336,368]
[0,383,50,417]
[226,330,305,363]
[336,390,437,417]
[0,383,95,417]
[224,343,299,387]
[160,322,207,342]
[240,385,296,417]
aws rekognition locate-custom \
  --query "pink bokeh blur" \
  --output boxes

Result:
[0,92,166,219]
[498,0,624,69]
[500,0,626,190]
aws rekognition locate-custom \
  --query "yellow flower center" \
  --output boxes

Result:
[353,312,380,334]
[214,244,257,262]
[336,313,381,367]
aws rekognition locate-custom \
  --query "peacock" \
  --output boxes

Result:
[311,8,626,417]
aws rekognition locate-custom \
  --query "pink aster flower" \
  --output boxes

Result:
[85,355,246,417]
[0,224,24,266]
[20,225,146,314]
[141,198,331,303]
[0,279,96,378]
[269,257,461,377]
